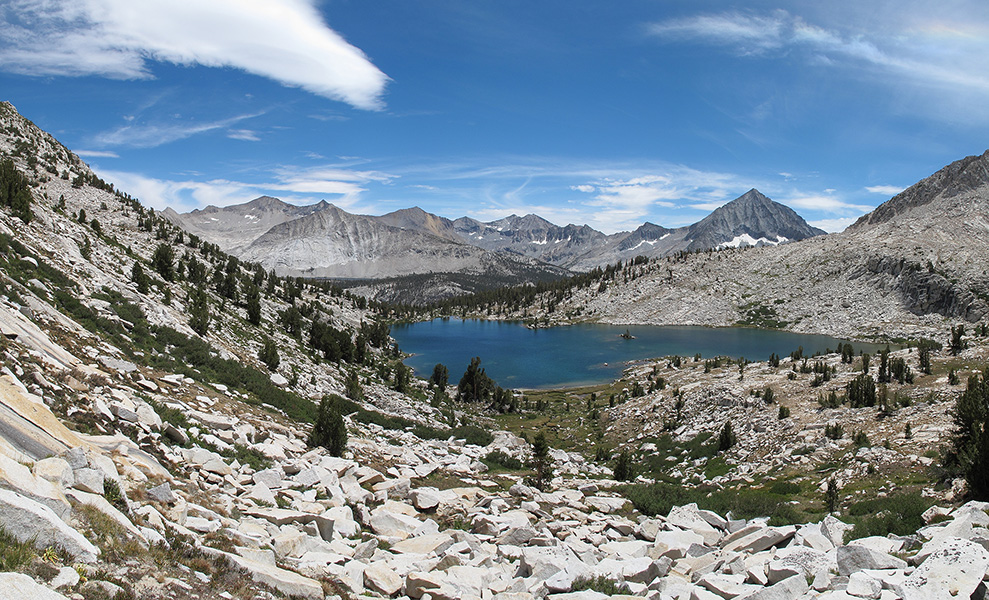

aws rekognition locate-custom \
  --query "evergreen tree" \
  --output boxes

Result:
[718,421,736,452]
[613,449,634,481]
[877,348,891,384]
[393,363,411,393]
[951,325,966,356]
[0,159,33,222]
[528,431,554,491]
[279,305,303,339]
[918,344,932,375]
[345,369,363,401]
[309,395,347,457]
[762,386,775,404]
[259,337,280,371]
[131,261,149,294]
[431,363,450,388]
[825,478,840,513]
[846,373,877,408]
[245,285,262,326]
[188,288,211,336]
[946,369,989,499]
[151,242,175,282]
[457,356,494,403]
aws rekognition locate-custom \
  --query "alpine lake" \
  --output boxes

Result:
[392,318,890,390]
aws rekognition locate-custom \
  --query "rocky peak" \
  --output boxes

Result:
[851,149,989,229]
[685,188,826,251]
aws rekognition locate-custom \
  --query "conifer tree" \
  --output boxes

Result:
[309,395,347,457]
[259,337,280,371]
[151,242,175,282]
[457,357,494,403]
[613,449,634,481]
[245,285,262,326]
[188,288,211,336]
[131,261,149,294]
[431,363,449,388]
[528,431,554,491]
[718,421,737,452]
[946,369,989,499]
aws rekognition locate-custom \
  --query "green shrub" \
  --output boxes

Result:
[825,423,844,440]
[0,526,35,570]
[572,575,630,596]
[769,480,801,495]
[225,444,272,471]
[482,450,524,471]
[847,492,932,540]
[614,449,634,481]
[852,430,870,448]
[619,482,803,525]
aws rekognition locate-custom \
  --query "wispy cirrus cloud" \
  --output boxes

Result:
[93,112,264,148]
[647,7,989,123]
[0,0,389,110]
[227,129,261,142]
[73,149,119,159]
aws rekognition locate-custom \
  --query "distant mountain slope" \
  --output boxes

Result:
[164,196,330,254]
[236,203,567,282]
[452,214,610,267]
[375,206,462,242]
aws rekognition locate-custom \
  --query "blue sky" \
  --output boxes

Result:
[2,1,988,233]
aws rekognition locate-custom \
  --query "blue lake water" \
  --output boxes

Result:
[392,318,883,389]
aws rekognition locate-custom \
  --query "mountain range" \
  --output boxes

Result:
[497,149,989,339]
[166,187,824,301]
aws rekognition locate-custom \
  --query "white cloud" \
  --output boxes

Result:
[94,112,263,148]
[0,0,388,110]
[569,169,744,232]
[227,129,261,142]
[810,217,858,233]
[94,162,394,212]
[73,149,119,158]
[865,184,904,196]
[785,194,872,213]
[690,201,730,212]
